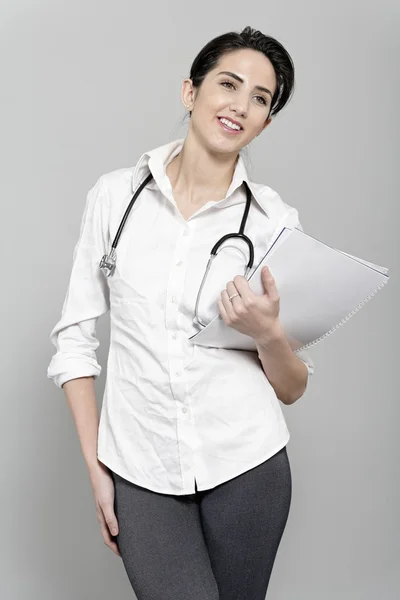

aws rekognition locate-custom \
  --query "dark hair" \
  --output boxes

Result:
[187,26,295,120]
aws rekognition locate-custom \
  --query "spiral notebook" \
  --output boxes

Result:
[189,227,390,353]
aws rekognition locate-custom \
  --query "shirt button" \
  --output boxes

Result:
[176,260,183,266]
[175,371,181,377]
[182,407,187,413]
[171,296,177,303]
[172,332,177,339]
[183,229,189,236]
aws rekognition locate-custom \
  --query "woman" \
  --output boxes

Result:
[47,26,314,600]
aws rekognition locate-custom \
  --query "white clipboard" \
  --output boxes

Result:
[189,227,389,353]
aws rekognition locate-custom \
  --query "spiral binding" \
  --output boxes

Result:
[294,277,389,354]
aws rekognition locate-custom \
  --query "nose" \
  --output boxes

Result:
[229,105,247,118]
[229,94,249,118]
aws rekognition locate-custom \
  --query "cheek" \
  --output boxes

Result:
[242,127,260,144]
[205,92,227,113]
[194,101,219,127]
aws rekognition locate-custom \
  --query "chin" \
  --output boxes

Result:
[206,132,244,155]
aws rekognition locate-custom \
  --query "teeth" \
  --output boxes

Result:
[220,118,241,131]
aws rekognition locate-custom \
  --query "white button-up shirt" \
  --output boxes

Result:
[47,138,314,495]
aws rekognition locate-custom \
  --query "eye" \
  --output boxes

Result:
[220,80,268,106]
[255,95,268,106]
[220,80,235,90]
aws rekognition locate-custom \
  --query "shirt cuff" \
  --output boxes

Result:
[294,348,315,376]
[47,357,101,390]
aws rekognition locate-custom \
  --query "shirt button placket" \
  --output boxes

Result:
[166,223,192,406]
[169,224,193,490]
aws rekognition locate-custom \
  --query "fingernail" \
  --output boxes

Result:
[112,528,118,535]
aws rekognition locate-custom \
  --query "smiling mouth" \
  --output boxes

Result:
[217,117,244,134]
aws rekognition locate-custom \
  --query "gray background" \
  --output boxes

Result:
[1,1,398,598]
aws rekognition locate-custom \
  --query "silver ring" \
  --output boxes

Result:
[228,292,240,302]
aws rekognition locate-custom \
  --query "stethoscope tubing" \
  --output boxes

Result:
[99,171,255,327]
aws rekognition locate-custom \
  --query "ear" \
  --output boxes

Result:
[181,78,195,111]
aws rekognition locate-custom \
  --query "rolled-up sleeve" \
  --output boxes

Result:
[294,347,315,377]
[47,175,110,389]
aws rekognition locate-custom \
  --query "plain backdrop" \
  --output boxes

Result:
[1,1,398,598]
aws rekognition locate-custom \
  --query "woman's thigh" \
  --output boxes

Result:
[111,471,219,600]
[199,445,292,600]
[111,445,291,600]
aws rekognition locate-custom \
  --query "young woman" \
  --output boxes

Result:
[47,26,314,600]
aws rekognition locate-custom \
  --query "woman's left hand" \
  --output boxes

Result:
[217,266,281,344]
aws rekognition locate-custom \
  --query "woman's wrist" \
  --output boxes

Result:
[86,457,107,479]
[254,319,285,348]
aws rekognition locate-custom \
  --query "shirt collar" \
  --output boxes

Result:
[132,138,270,218]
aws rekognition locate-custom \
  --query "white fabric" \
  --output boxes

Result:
[47,138,314,494]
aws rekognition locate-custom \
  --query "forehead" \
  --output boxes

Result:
[210,49,276,87]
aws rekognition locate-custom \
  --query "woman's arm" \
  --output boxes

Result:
[46,175,119,555]
[62,376,101,475]
[62,375,121,556]
[255,321,309,406]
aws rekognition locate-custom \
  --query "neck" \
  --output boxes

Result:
[166,134,239,205]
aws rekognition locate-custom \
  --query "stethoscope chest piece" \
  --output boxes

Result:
[99,171,154,279]
[99,247,117,277]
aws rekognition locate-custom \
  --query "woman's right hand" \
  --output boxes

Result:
[89,461,121,557]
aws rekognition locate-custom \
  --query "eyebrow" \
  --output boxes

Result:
[216,71,273,98]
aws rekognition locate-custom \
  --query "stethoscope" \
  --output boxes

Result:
[99,171,255,328]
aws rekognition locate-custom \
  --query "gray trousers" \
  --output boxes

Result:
[110,445,292,600]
